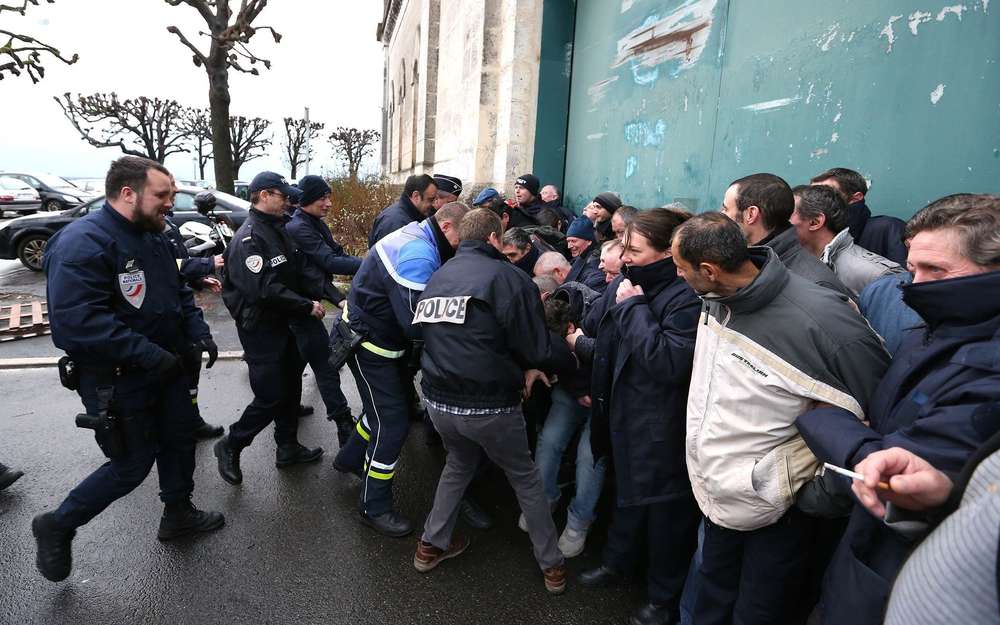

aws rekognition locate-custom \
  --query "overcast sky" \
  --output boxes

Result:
[0,1,383,183]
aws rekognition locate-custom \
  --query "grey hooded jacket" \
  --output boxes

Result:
[821,228,905,296]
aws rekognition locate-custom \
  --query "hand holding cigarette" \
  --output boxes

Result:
[843,448,954,519]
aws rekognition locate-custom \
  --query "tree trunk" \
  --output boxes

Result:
[208,67,234,193]
[289,160,298,180]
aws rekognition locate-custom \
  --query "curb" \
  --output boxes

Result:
[0,351,245,370]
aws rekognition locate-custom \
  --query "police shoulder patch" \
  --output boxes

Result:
[412,296,471,325]
[245,254,264,273]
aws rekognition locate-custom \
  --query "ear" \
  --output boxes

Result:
[743,205,761,226]
[810,213,826,232]
[848,192,865,204]
[700,262,719,282]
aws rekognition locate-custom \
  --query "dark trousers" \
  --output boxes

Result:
[604,496,700,610]
[53,369,197,530]
[179,348,208,426]
[335,347,411,516]
[290,317,350,419]
[228,326,305,450]
[694,508,815,625]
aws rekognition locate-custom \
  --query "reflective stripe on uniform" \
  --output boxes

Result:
[343,301,406,359]
[355,420,371,442]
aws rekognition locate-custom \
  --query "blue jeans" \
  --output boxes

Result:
[534,386,607,530]
[678,519,705,625]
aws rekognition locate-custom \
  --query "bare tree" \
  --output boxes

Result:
[0,0,77,83]
[328,127,380,181]
[180,108,213,179]
[54,92,190,162]
[282,117,323,179]
[164,0,281,192]
[229,115,270,178]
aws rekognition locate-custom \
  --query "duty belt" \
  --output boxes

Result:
[342,302,405,359]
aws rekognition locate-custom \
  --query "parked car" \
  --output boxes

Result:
[233,180,250,200]
[0,172,98,212]
[66,177,106,195]
[0,187,250,271]
[179,179,214,189]
[0,176,42,217]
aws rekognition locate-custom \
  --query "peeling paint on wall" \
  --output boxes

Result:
[624,119,667,146]
[621,0,635,13]
[587,133,606,141]
[625,155,638,179]
[587,76,619,104]
[879,15,904,53]
[930,83,946,104]
[741,96,801,112]
[937,5,967,21]
[908,11,933,35]
[816,23,840,52]
[611,0,718,83]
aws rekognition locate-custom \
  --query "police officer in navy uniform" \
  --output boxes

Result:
[213,172,326,485]
[286,175,363,444]
[432,174,462,214]
[34,156,224,583]
[162,185,226,440]
[333,202,469,537]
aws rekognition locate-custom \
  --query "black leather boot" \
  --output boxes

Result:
[32,512,75,582]
[0,462,24,491]
[360,510,413,537]
[629,602,672,625]
[157,500,225,541]
[579,563,628,588]
[213,436,243,485]
[275,443,324,467]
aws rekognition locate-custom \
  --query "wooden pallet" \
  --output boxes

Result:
[0,301,50,342]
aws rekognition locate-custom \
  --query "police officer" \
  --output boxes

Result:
[412,208,577,594]
[213,172,325,485]
[286,175,363,444]
[333,202,469,536]
[432,174,463,214]
[34,156,224,583]
[162,185,225,440]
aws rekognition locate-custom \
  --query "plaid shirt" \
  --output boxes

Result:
[423,397,520,416]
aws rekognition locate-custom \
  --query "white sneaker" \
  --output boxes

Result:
[518,512,528,532]
[558,525,589,558]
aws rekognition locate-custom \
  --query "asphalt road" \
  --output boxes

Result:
[0,265,638,625]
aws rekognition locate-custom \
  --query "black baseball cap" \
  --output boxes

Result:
[249,171,297,196]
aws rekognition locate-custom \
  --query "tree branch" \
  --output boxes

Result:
[165,26,207,66]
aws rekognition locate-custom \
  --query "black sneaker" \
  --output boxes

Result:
[275,443,324,468]
[157,500,225,541]
[32,512,75,582]
[459,498,495,530]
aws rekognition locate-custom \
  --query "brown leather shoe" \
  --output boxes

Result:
[543,563,568,594]
[413,535,470,573]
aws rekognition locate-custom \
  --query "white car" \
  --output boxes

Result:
[0,176,42,217]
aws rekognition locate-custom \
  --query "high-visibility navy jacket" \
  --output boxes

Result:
[348,218,454,352]
[368,194,423,249]
[44,203,210,369]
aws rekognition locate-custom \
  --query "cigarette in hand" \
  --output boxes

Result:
[823,462,892,491]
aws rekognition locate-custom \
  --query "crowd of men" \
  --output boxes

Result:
[8,154,999,625]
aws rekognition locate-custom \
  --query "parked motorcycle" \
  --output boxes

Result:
[181,191,234,257]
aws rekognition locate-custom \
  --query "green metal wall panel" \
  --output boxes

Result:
[563,0,1000,218]
[533,0,577,190]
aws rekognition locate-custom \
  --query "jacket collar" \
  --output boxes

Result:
[821,228,854,264]
[399,194,423,222]
[704,247,789,315]
[902,270,1000,335]
[847,201,872,240]
[457,239,507,262]
[250,207,288,225]
[758,223,797,257]
[427,217,456,263]
[621,256,679,295]
[101,203,145,235]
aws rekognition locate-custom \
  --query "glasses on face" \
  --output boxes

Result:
[266,189,288,201]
